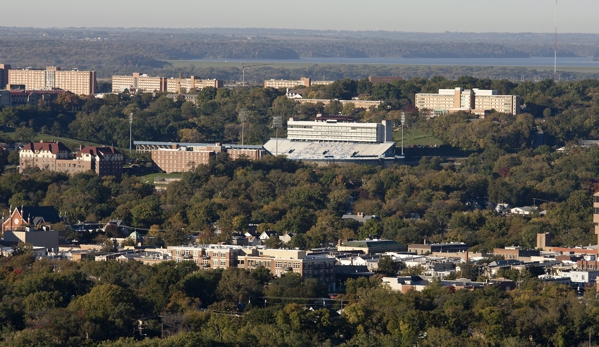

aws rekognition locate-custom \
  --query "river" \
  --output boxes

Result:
[197,56,599,67]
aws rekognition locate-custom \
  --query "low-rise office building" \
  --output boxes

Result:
[167,245,336,288]
[338,239,406,255]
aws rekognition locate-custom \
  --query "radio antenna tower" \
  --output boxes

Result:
[554,0,558,82]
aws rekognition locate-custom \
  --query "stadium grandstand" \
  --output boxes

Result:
[263,116,400,166]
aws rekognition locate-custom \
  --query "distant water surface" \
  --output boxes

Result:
[196,56,598,67]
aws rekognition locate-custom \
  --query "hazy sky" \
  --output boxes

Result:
[3,0,598,33]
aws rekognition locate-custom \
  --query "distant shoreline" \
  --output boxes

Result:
[190,56,599,67]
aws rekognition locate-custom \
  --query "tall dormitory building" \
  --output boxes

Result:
[7,66,96,95]
[415,87,520,117]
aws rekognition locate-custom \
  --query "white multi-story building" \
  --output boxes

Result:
[415,87,520,116]
[287,117,392,143]
[263,116,398,166]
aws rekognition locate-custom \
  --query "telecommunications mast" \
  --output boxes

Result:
[554,0,558,81]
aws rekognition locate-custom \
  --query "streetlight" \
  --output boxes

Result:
[273,116,282,156]
[239,108,248,146]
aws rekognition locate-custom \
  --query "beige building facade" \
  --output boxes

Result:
[19,141,123,177]
[112,73,167,93]
[295,98,382,110]
[415,87,520,116]
[264,77,311,89]
[168,245,336,285]
[165,76,223,93]
[7,66,96,95]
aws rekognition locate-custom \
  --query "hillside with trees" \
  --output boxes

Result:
[4,27,599,81]
[1,76,599,344]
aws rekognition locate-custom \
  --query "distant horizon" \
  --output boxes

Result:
[2,26,599,36]
[0,26,587,33]
[3,0,598,33]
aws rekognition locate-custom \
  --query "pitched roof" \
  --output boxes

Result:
[77,146,121,158]
[19,206,62,225]
[21,141,70,155]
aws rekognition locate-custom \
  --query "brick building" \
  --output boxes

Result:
[2,206,63,234]
[19,141,123,177]
[135,141,265,174]
[75,146,124,177]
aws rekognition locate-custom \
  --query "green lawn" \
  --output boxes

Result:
[2,128,127,151]
[141,172,183,185]
[393,128,444,147]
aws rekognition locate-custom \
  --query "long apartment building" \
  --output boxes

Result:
[112,73,167,93]
[7,66,96,95]
[165,76,223,93]
[168,245,336,287]
[286,116,392,143]
[264,77,311,89]
[415,87,520,116]
[135,141,265,174]
[19,140,124,177]
[112,73,223,93]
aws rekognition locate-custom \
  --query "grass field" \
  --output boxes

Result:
[141,172,183,185]
[393,128,444,147]
[1,128,129,152]
[168,60,599,74]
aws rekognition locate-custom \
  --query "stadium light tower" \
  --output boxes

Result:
[239,108,248,146]
[273,116,283,156]
[401,112,405,156]
[129,112,133,154]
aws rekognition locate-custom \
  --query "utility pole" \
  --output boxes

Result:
[273,116,282,156]
[239,108,248,146]
[401,112,405,156]
[129,113,133,154]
